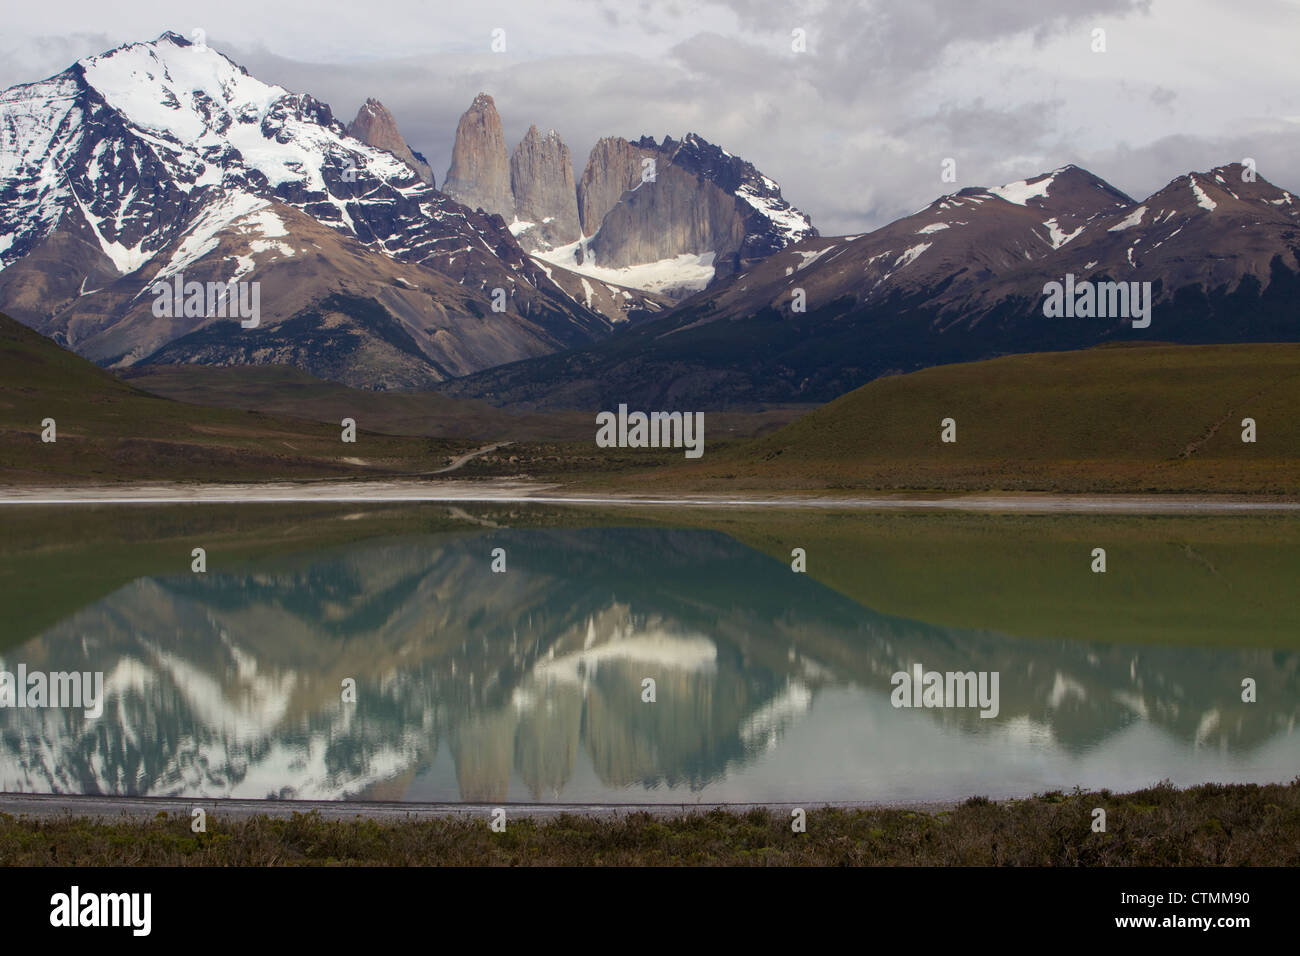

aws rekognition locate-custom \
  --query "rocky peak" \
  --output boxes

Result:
[1117,166,1298,235]
[442,92,513,218]
[346,97,434,186]
[577,129,816,280]
[437,93,817,297]
[510,124,581,251]
[577,136,660,236]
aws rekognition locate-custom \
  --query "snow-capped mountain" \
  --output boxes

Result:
[674,164,1142,325]
[0,33,658,387]
[442,163,1300,408]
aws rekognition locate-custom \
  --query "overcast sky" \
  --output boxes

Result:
[3,0,1298,234]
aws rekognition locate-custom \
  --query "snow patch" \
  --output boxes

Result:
[153,193,269,282]
[1041,217,1084,248]
[988,174,1053,206]
[1189,176,1217,211]
[734,180,814,242]
[1107,206,1148,232]
[793,245,837,271]
[894,242,932,268]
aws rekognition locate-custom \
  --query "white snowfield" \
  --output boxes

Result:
[987,172,1056,206]
[792,244,838,271]
[987,165,1117,211]
[533,240,717,297]
[147,193,280,287]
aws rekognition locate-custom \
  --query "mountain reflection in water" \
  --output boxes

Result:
[1,525,1296,804]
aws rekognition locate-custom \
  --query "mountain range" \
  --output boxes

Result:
[444,163,1300,408]
[0,32,1297,405]
[0,33,689,388]
[437,92,817,297]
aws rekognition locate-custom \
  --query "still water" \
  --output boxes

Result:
[1,505,1296,804]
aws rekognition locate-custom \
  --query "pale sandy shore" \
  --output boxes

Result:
[0,792,959,820]
[0,479,1297,513]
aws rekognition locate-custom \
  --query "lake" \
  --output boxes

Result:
[1,503,1296,804]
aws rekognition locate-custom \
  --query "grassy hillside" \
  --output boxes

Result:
[123,365,811,443]
[5,315,1298,494]
[617,343,1300,494]
[0,311,470,483]
[122,365,591,442]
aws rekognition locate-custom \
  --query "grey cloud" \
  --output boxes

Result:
[1148,86,1177,110]
[2,0,1293,238]
[0,32,115,88]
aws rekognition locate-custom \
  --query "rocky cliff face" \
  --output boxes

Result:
[588,159,746,271]
[438,95,814,297]
[579,133,816,282]
[510,125,581,251]
[577,136,659,236]
[346,98,435,186]
[670,133,820,271]
[442,93,513,218]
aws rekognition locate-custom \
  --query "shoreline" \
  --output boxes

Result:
[0,792,962,821]
[1,480,1298,513]
[5,782,1297,866]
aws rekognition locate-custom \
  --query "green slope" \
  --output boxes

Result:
[0,311,469,483]
[122,364,592,441]
[628,343,1300,494]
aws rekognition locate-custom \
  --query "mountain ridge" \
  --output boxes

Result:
[0,33,665,387]
[440,93,817,297]
[438,162,1300,408]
